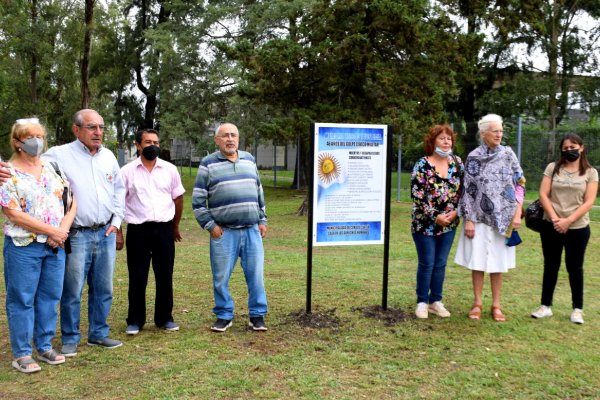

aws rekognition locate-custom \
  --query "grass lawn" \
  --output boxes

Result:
[1,169,600,399]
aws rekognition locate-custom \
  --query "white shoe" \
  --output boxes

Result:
[415,302,428,319]
[570,308,584,324]
[428,301,451,318]
[531,305,553,319]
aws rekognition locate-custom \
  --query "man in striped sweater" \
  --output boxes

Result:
[192,123,268,332]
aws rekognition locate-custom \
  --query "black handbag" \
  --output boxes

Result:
[525,199,544,232]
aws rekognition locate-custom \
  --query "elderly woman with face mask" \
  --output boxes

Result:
[0,118,77,373]
[454,114,525,322]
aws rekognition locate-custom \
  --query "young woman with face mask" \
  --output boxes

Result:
[0,118,77,373]
[531,133,598,324]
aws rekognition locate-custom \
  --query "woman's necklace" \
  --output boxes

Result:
[562,162,579,174]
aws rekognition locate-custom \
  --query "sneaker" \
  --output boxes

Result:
[87,337,123,349]
[249,316,268,331]
[415,302,428,319]
[161,321,180,331]
[570,308,584,324]
[211,318,233,332]
[61,343,78,357]
[531,305,553,319]
[428,301,451,318]
[125,324,140,335]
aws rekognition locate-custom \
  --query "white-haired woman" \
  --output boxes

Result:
[454,114,525,322]
[0,118,76,373]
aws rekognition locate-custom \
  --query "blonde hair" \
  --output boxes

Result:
[10,118,47,156]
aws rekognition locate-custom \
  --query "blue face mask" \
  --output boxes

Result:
[434,147,452,158]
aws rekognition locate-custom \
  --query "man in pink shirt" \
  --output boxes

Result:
[117,129,185,335]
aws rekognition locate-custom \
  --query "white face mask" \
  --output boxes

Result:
[434,146,452,158]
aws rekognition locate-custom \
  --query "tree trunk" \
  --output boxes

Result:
[80,0,95,109]
[295,196,309,216]
[292,135,311,189]
[29,0,38,108]
[143,94,157,129]
[546,1,560,163]
[458,6,482,155]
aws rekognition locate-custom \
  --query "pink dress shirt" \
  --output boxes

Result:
[120,157,185,224]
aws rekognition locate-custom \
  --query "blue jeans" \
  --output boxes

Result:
[209,224,267,320]
[3,238,65,358]
[412,229,456,304]
[61,226,116,343]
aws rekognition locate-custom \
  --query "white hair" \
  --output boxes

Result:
[478,114,503,134]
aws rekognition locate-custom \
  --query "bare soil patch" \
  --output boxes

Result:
[351,305,410,326]
[287,308,342,329]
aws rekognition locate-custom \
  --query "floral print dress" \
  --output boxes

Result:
[410,156,464,236]
[0,162,65,246]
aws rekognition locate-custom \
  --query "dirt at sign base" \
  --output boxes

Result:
[288,308,341,329]
[351,305,410,326]
[288,305,410,328]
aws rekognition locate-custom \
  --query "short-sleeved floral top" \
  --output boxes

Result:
[0,161,66,246]
[411,156,464,236]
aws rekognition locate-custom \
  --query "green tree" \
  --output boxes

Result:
[216,0,464,186]
[0,0,88,150]
[438,0,546,152]
[111,0,224,151]
[516,0,600,160]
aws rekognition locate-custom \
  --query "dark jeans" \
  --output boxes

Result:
[412,229,456,304]
[539,220,590,309]
[126,221,175,328]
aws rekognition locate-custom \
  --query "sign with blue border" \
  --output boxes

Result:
[312,123,388,246]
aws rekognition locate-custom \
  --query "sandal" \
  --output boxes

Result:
[38,349,65,365]
[468,304,482,320]
[12,356,41,373]
[491,306,506,322]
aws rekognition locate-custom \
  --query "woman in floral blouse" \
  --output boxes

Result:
[410,124,463,319]
[1,118,76,373]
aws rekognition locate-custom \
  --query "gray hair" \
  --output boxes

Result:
[73,109,100,126]
[478,114,503,134]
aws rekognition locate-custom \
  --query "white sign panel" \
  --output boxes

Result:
[312,123,388,246]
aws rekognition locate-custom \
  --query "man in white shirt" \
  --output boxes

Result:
[42,109,126,356]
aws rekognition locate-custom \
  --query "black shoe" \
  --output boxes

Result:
[211,318,233,332]
[249,316,268,331]
[87,337,123,349]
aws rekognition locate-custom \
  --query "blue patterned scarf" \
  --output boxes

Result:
[458,144,525,235]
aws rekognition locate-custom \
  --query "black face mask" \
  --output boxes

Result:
[561,149,580,162]
[142,145,160,160]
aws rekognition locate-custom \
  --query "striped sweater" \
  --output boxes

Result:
[192,150,266,231]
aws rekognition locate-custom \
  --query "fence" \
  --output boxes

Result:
[501,117,600,192]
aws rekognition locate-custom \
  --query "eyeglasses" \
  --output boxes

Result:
[217,132,238,138]
[78,124,105,130]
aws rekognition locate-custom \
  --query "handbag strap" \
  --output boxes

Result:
[50,161,69,213]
